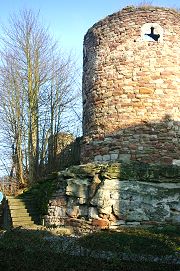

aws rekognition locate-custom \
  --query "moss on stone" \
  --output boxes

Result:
[61,162,180,183]
[100,163,121,179]
[159,166,180,179]
[67,163,103,177]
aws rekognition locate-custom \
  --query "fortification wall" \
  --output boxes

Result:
[45,163,180,232]
[48,133,81,171]
[81,6,180,165]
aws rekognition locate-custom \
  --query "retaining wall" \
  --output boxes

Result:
[45,163,180,231]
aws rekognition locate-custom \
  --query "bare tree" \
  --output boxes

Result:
[0,9,81,184]
[0,52,26,185]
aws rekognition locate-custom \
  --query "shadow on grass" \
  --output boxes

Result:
[78,227,180,271]
[78,227,179,256]
[0,227,179,271]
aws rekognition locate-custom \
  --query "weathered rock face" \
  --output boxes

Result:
[45,163,180,230]
[81,6,180,165]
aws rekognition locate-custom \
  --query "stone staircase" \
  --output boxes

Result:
[6,196,39,228]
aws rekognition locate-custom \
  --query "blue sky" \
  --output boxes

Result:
[0,0,179,67]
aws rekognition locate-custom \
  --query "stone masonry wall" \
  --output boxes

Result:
[48,133,81,172]
[81,6,180,165]
[45,163,180,231]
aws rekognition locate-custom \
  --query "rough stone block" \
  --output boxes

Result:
[172,160,180,166]
[102,154,111,162]
[66,178,89,198]
[110,153,119,161]
[66,205,80,218]
[90,189,111,207]
[89,207,99,219]
[94,155,103,162]
[92,219,109,229]
[119,154,131,162]
[98,205,112,216]
[79,205,88,217]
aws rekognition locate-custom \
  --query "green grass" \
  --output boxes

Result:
[78,227,180,257]
[0,227,179,271]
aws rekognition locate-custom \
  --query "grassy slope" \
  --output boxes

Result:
[0,227,179,271]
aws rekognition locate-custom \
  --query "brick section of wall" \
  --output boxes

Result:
[81,6,180,165]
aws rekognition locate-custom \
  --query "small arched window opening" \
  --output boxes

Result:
[141,23,163,42]
[144,26,160,41]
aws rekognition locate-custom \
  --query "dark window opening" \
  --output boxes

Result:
[144,27,160,41]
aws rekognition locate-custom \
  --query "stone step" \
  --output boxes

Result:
[7,197,30,202]
[11,212,30,218]
[9,201,33,207]
[10,207,28,212]
[10,208,36,214]
[13,221,35,227]
[12,216,33,222]
[8,205,27,210]
[7,198,23,202]
[6,196,16,199]
[8,202,26,207]
[6,195,39,228]
[11,210,29,217]
[8,197,32,202]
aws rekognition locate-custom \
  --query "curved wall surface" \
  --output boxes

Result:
[81,6,180,165]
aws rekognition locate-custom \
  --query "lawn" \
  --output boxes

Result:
[0,226,179,271]
[78,226,180,256]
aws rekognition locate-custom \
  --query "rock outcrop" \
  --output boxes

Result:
[45,163,180,231]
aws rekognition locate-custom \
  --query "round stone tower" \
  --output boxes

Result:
[81,6,180,165]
